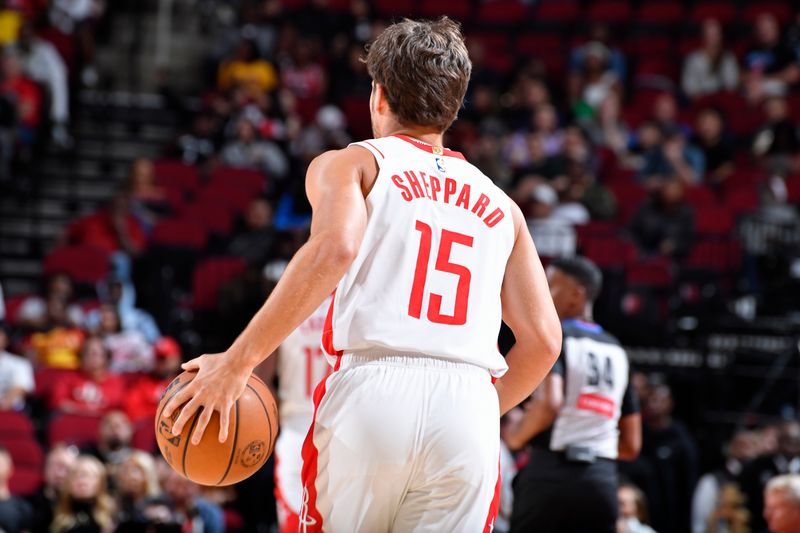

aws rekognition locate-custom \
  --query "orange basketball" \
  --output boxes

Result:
[155,370,278,486]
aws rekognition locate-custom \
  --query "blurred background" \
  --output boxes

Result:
[0,0,799,532]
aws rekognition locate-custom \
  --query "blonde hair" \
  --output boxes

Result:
[121,450,161,499]
[51,456,116,533]
[766,474,800,504]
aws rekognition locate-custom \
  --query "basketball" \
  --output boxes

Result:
[155,370,278,486]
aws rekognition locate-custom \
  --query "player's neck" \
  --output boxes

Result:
[383,125,444,148]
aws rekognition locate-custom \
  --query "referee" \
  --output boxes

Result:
[505,256,642,533]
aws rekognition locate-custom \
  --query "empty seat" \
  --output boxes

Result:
[742,1,791,24]
[586,0,632,24]
[685,185,717,208]
[195,184,255,214]
[724,186,759,215]
[192,257,247,311]
[535,0,580,25]
[637,1,684,26]
[582,237,638,269]
[209,166,266,194]
[0,412,34,438]
[374,0,415,17]
[9,467,42,496]
[181,202,235,236]
[417,0,470,20]
[694,206,734,236]
[626,257,674,289]
[689,2,738,25]
[154,159,200,193]
[0,437,44,468]
[43,246,111,284]
[150,218,208,250]
[48,414,103,447]
[341,97,372,140]
[477,0,529,24]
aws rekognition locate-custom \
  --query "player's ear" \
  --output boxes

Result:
[372,82,389,114]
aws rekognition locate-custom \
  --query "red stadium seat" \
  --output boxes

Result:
[209,166,266,194]
[9,467,43,496]
[689,2,738,25]
[586,0,632,25]
[685,185,717,208]
[0,437,44,468]
[535,0,580,25]
[516,34,563,55]
[607,181,648,224]
[626,35,673,60]
[192,257,247,311]
[48,414,102,447]
[477,0,529,25]
[724,186,759,215]
[575,220,618,246]
[342,97,372,141]
[694,206,734,236]
[132,420,156,452]
[374,0,415,17]
[181,202,235,236]
[2,293,28,326]
[150,218,208,250]
[637,1,684,26]
[154,159,200,193]
[33,368,75,404]
[626,257,674,289]
[686,239,741,272]
[582,237,638,269]
[43,245,110,284]
[0,412,35,438]
[195,184,255,214]
[741,1,792,24]
[786,176,800,204]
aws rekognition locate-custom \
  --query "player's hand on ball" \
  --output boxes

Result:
[161,353,251,445]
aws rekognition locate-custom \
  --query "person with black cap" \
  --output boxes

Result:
[505,256,642,533]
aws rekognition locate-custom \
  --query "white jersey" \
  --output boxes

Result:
[322,135,515,376]
[277,296,332,426]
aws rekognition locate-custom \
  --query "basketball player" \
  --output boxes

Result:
[259,295,332,533]
[504,256,642,533]
[163,17,561,531]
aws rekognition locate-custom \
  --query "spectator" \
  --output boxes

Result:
[87,276,160,344]
[584,92,630,157]
[629,179,695,259]
[94,304,153,374]
[26,297,86,369]
[652,93,690,137]
[27,444,79,533]
[17,19,71,147]
[83,410,133,470]
[63,194,148,256]
[122,336,181,424]
[280,37,326,123]
[0,46,42,145]
[639,126,705,187]
[16,273,85,330]
[639,384,700,533]
[291,104,350,164]
[221,114,289,179]
[523,183,578,258]
[218,37,278,97]
[114,451,161,526]
[173,112,219,165]
[682,19,740,99]
[692,430,759,533]
[227,196,276,267]
[50,336,125,415]
[692,107,735,186]
[509,133,563,190]
[705,483,750,533]
[0,446,33,533]
[570,23,627,80]
[125,158,168,234]
[160,461,224,533]
[532,103,564,156]
[752,96,800,172]
[764,474,800,533]
[0,322,33,410]
[740,420,800,532]
[618,483,657,533]
[570,41,621,117]
[51,455,116,533]
[743,13,800,102]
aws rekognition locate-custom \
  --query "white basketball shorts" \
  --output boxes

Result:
[299,353,502,532]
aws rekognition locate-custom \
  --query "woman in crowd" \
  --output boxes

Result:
[51,456,115,533]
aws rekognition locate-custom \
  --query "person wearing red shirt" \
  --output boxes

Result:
[0,48,42,138]
[51,336,125,415]
[123,337,182,424]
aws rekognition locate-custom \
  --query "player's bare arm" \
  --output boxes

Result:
[495,202,562,415]
[503,373,564,450]
[162,145,375,444]
[617,413,643,461]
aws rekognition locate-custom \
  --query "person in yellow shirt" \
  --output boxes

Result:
[218,38,278,97]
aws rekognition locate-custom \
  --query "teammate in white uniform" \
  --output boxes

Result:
[261,297,332,532]
[164,17,561,533]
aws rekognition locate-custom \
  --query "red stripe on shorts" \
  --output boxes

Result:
[483,458,502,532]
[321,290,343,358]
[299,376,330,532]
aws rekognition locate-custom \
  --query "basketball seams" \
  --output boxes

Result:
[181,411,201,477]
[217,400,240,485]
[246,382,274,460]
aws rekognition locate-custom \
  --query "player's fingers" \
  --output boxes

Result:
[161,383,195,419]
[181,357,202,371]
[172,394,202,436]
[191,405,213,445]
[218,402,232,443]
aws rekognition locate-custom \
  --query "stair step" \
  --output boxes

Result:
[0,258,43,277]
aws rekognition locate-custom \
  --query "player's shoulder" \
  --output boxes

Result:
[309,145,374,169]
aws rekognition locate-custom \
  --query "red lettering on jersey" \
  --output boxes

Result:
[471,193,490,217]
[576,393,616,418]
[444,178,457,204]
[484,207,505,228]
[419,172,432,199]
[391,175,413,202]
[403,171,425,199]
[429,175,441,201]
[455,183,471,209]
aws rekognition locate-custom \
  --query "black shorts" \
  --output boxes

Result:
[510,448,618,533]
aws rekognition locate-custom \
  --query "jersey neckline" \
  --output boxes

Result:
[392,134,466,160]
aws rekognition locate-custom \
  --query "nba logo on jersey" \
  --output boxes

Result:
[435,157,446,174]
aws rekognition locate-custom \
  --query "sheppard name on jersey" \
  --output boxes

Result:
[390,170,506,228]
